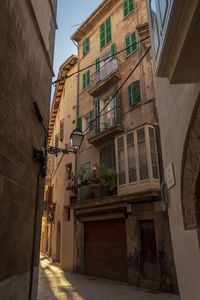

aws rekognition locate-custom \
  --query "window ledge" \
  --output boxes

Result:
[125,48,138,58]
[123,9,135,21]
[100,39,112,52]
[128,102,143,111]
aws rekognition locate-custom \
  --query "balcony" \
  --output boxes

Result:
[87,105,124,145]
[147,0,200,83]
[88,58,121,97]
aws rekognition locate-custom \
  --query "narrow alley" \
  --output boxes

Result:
[37,255,180,300]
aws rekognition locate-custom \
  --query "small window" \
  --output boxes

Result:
[128,80,141,107]
[60,119,64,141]
[100,16,112,49]
[125,30,137,57]
[149,127,159,179]
[95,58,100,71]
[82,70,90,90]
[111,43,117,58]
[117,137,126,185]
[127,133,137,182]
[77,117,82,131]
[83,37,90,56]
[137,128,149,180]
[123,0,134,17]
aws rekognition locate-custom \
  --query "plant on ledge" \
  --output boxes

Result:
[66,171,80,191]
[90,163,117,192]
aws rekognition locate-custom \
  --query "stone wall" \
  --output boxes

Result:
[0,0,57,298]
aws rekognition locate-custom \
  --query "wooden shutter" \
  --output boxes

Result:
[125,35,131,56]
[83,39,86,56]
[123,0,128,17]
[89,110,94,130]
[94,98,100,134]
[113,84,120,123]
[86,70,90,87]
[129,0,134,12]
[131,31,137,52]
[60,119,64,141]
[133,80,141,105]
[106,17,111,44]
[77,117,82,131]
[96,58,100,71]
[128,83,133,107]
[111,43,117,58]
[100,22,106,49]
[86,37,90,53]
[83,73,86,89]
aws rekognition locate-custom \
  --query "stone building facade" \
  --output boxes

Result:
[67,0,178,292]
[43,55,78,271]
[0,0,57,299]
[146,1,200,299]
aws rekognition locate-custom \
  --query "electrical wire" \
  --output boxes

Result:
[82,46,151,134]
[52,36,150,85]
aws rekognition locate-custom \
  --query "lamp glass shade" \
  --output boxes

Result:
[70,128,84,150]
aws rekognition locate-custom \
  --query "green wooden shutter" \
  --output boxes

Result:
[83,39,86,56]
[100,22,106,49]
[95,58,100,71]
[83,73,86,89]
[111,43,117,58]
[113,84,120,123]
[128,83,133,107]
[77,117,82,131]
[106,17,111,44]
[94,98,100,134]
[131,31,137,52]
[89,110,94,130]
[125,35,131,56]
[129,0,134,12]
[86,70,90,87]
[133,80,141,105]
[85,37,90,53]
[123,0,128,17]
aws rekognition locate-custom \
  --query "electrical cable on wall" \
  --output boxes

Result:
[82,46,151,134]
[52,36,150,85]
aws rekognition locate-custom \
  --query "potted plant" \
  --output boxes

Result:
[66,171,81,191]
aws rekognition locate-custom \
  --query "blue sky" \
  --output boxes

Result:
[52,0,103,81]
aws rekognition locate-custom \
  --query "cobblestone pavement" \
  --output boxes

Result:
[37,255,180,300]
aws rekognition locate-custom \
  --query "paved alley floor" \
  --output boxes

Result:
[37,255,180,300]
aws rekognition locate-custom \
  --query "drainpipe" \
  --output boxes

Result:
[75,61,80,183]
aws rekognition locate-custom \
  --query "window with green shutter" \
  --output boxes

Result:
[100,16,112,49]
[111,43,117,58]
[128,80,141,107]
[83,37,90,56]
[95,58,100,71]
[82,70,90,90]
[89,110,94,131]
[125,30,137,57]
[77,117,82,131]
[94,98,100,134]
[123,0,134,17]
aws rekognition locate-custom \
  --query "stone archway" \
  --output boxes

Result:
[181,97,200,230]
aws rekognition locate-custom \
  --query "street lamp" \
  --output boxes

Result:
[48,128,84,155]
[70,128,84,151]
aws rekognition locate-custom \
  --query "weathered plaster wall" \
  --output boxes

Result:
[156,77,200,300]
[49,60,77,270]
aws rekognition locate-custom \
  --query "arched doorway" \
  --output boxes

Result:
[181,97,200,230]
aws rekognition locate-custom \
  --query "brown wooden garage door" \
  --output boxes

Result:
[84,218,128,281]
